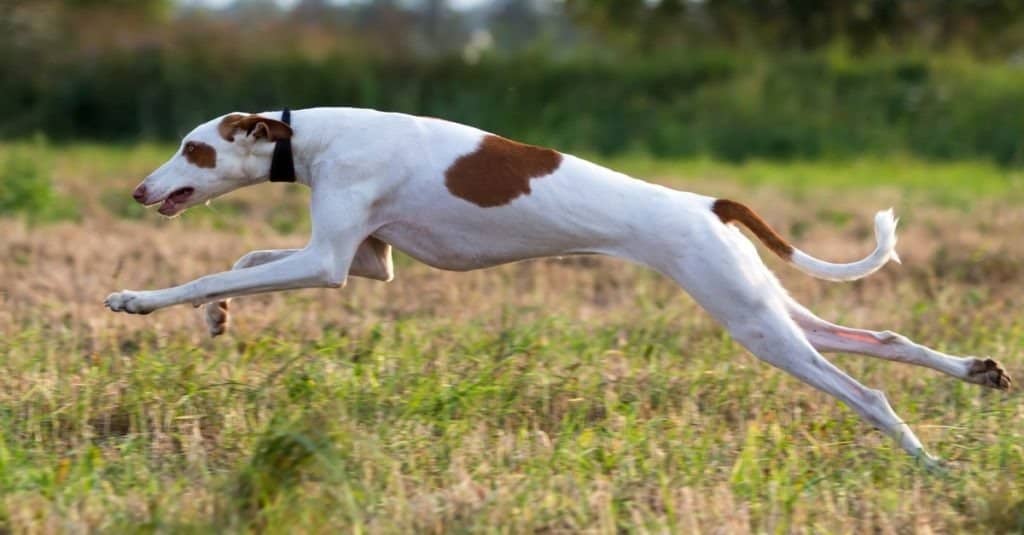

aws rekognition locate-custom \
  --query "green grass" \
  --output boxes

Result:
[2,304,1022,532]
[0,143,1022,532]
[0,141,80,223]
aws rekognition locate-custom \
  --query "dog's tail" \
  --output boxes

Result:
[711,199,900,282]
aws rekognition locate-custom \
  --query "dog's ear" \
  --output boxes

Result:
[218,113,293,143]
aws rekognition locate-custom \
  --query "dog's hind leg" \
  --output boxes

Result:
[786,300,1011,390]
[203,237,395,336]
[709,300,935,464]
[649,216,937,464]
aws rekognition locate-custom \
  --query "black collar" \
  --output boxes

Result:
[269,108,296,183]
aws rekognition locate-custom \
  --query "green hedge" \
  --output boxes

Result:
[4,49,1024,164]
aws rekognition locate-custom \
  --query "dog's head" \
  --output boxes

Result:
[132,112,293,216]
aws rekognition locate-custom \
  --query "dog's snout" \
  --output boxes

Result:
[132,184,148,204]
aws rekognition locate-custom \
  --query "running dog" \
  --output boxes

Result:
[106,107,1012,466]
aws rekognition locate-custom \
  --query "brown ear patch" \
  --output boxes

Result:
[445,135,563,208]
[183,141,216,168]
[218,113,293,142]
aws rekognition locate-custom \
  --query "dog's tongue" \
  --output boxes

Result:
[157,199,178,215]
[158,188,194,215]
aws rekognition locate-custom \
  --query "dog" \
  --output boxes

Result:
[106,107,1012,466]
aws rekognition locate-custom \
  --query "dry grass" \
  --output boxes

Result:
[0,144,1022,533]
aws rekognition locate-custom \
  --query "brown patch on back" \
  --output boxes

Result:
[445,134,563,207]
[712,199,794,259]
[218,113,293,142]
[183,141,216,168]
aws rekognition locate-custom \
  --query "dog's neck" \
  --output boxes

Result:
[256,107,416,190]
[257,109,328,188]
[269,108,295,183]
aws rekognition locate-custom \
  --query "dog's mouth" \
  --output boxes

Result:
[156,187,195,216]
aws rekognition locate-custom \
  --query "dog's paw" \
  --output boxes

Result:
[917,452,951,475]
[104,291,153,315]
[204,300,230,337]
[967,357,1012,391]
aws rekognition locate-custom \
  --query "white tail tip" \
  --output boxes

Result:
[790,207,900,281]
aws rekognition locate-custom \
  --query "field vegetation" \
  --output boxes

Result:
[1,143,1022,532]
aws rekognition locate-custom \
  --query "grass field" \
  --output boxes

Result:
[1,143,1023,532]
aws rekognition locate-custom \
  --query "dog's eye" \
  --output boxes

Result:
[185,143,195,153]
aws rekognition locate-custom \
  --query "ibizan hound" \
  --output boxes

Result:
[106,107,1011,466]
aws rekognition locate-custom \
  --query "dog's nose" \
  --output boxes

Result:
[132,184,147,204]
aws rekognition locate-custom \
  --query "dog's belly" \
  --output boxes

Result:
[374,220,575,271]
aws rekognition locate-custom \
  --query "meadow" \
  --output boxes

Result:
[1,142,1023,533]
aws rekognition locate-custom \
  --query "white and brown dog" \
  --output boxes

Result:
[107,107,1011,466]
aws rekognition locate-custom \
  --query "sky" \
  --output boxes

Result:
[178,0,493,11]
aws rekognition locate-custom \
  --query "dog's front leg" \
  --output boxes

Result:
[204,248,300,335]
[106,196,371,315]
[105,243,350,314]
[203,238,394,336]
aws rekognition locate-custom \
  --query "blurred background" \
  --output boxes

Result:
[4,0,1024,164]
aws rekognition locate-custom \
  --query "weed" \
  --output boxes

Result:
[0,141,78,223]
